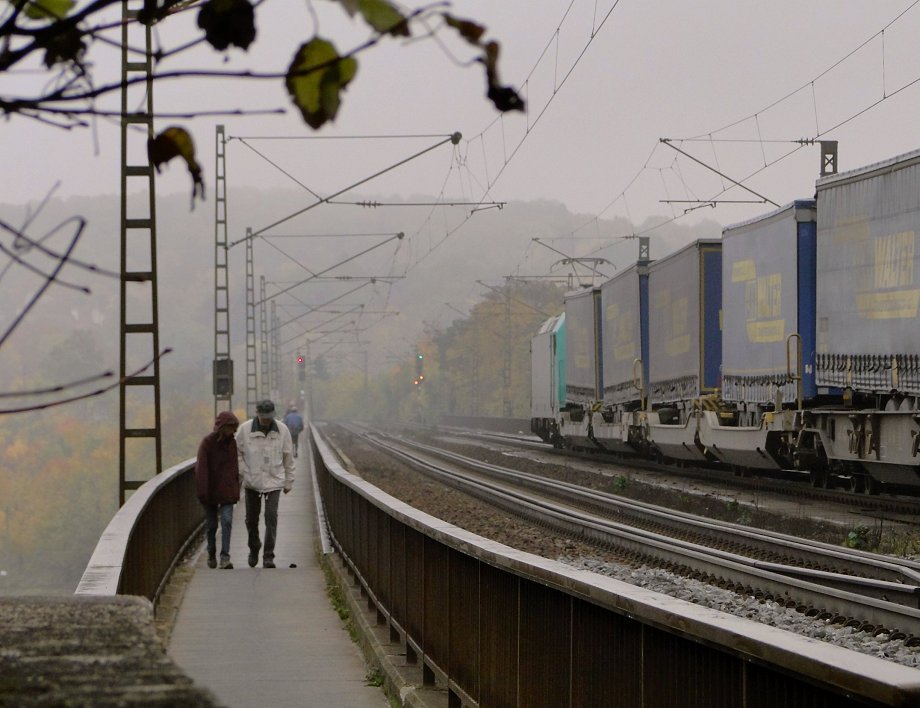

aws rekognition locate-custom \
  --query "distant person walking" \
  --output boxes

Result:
[195,410,241,570]
[236,400,295,569]
[283,405,304,458]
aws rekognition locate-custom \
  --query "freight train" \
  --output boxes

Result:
[530,148,920,495]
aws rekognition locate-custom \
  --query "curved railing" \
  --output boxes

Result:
[75,458,203,602]
[312,424,920,707]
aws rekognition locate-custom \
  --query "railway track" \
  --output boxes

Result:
[340,423,920,645]
[436,424,920,521]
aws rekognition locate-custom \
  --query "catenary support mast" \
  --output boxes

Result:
[118,1,162,505]
[245,228,258,417]
[213,125,233,415]
[259,276,269,400]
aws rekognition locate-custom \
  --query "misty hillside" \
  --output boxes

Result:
[0,189,721,396]
[0,189,721,594]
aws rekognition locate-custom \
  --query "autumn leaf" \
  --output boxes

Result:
[481,41,525,113]
[147,127,205,207]
[137,0,196,25]
[8,0,73,20]
[197,0,256,51]
[357,0,409,37]
[443,16,525,114]
[42,26,85,67]
[285,38,358,130]
[443,14,485,45]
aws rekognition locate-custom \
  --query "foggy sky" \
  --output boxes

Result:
[6,2,920,223]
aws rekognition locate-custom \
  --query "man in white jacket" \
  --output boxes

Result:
[236,399,295,569]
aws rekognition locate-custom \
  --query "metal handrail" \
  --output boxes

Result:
[75,458,203,602]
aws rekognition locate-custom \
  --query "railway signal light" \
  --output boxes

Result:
[297,354,305,382]
[213,358,234,396]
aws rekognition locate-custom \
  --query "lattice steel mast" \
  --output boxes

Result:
[118,1,162,505]
[271,301,281,401]
[245,228,258,417]
[213,125,233,414]
[259,276,269,400]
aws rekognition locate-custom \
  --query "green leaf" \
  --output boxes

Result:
[10,0,73,20]
[357,0,409,37]
[330,0,360,17]
[285,38,358,130]
[147,127,205,207]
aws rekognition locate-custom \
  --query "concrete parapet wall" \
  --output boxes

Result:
[0,595,218,707]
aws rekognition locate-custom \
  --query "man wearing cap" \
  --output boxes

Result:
[235,400,295,569]
[195,410,241,569]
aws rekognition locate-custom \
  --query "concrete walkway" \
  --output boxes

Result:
[168,444,388,708]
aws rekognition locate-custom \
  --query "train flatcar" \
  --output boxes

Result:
[558,286,602,449]
[530,147,920,495]
[806,150,920,491]
[592,261,650,454]
[644,239,722,463]
[697,200,819,473]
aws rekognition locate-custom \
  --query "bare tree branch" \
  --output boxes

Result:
[0,215,85,349]
[0,347,173,414]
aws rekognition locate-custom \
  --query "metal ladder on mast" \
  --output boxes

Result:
[119,0,162,506]
[245,229,258,417]
[213,125,233,415]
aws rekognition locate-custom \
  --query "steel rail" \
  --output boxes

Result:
[347,425,920,639]
[399,432,920,588]
[440,423,920,523]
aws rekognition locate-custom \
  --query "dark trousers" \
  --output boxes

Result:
[204,503,234,561]
[291,432,299,457]
[245,488,280,561]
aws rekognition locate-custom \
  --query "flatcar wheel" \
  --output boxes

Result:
[863,476,881,496]
[848,475,865,494]
[810,469,828,488]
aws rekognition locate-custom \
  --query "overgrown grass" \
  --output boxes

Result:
[320,556,358,643]
[365,667,384,687]
[320,556,403,707]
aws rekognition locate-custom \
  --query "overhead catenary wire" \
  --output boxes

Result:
[391,0,626,278]
[256,233,404,305]
[523,1,920,263]
[228,134,460,247]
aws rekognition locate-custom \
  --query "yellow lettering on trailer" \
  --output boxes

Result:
[613,310,636,362]
[874,231,914,289]
[666,297,690,356]
[852,231,919,319]
[731,259,756,282]
[743,272,783,341]
[856,290,920,319]
[746,319,786,342]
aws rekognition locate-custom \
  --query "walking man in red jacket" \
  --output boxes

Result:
[195,410,241,569]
